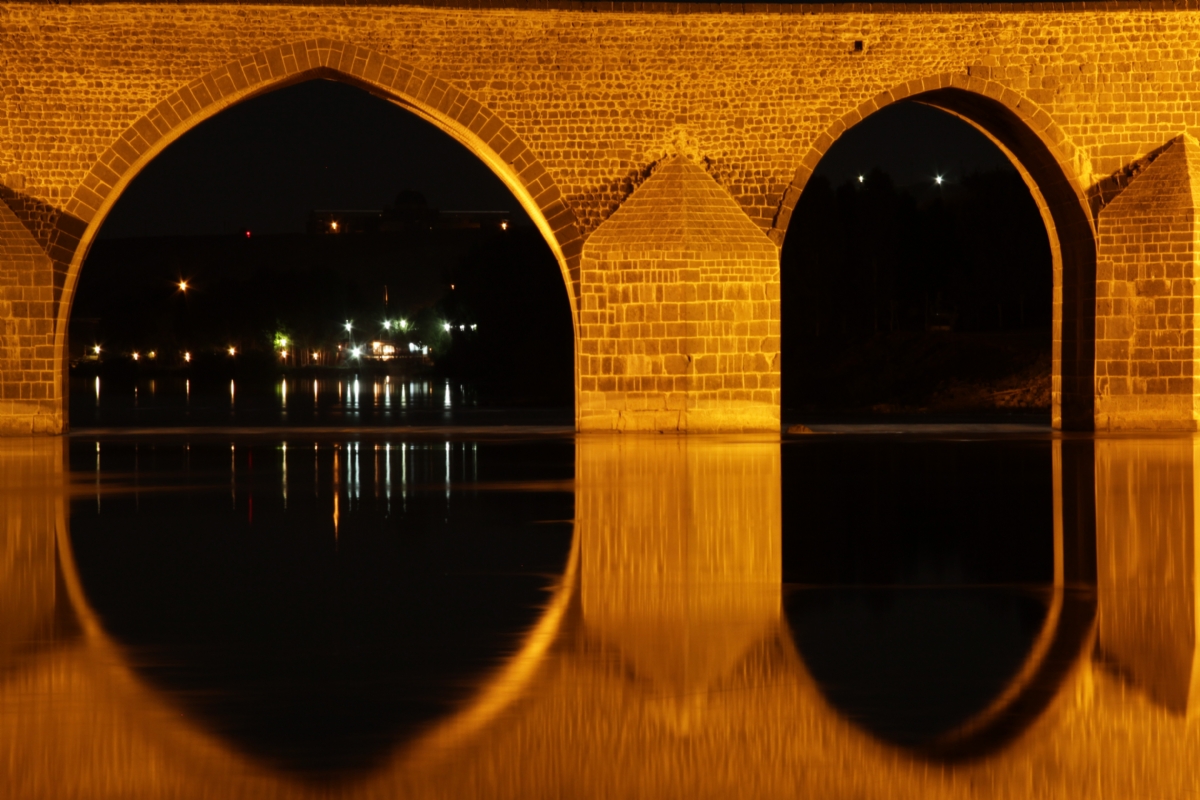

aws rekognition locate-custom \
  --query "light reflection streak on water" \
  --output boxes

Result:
[280,379,287,410]
[94,376,100,407]
[332,444,340,538]
[444,382,452,409]
[230,380,235,408]
[354,442,361,506]
[281,443,288,509]
[385,443,392,515]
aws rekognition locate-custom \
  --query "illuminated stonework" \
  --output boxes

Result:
[1096,135,1200,430]
[578,157,780,432]
[7,2,1200,430]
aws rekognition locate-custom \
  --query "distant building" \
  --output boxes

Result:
[308,191,511,235]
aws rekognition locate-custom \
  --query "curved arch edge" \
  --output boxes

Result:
[771,72,1097,431]
[51,39,585,411]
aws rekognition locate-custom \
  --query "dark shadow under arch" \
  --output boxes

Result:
[50,39,585,429]
[776,78,1096,431]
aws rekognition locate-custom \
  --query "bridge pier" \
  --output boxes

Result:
[1095,135,1200,431]
[0,198,63,435]
[576,157,781,433]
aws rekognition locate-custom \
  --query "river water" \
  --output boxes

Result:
[2,383,1197,797]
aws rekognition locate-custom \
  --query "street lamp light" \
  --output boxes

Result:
[178,280,189,292]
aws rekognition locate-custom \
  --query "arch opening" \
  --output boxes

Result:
[779,85,1095,431]
[62,53,578,428]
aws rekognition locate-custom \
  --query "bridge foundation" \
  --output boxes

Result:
[577,157,781,433]
[0,200,62,435]
[1096,135,1200,431]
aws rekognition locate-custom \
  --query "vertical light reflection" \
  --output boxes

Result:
[444,382,452,409]
[230,380,235,408]
[1096,438,1200,714]
[94,377,100,407]
[401,442,408,507]
[313,379,319,403]
[445,441,452,500]
[281,442,288,509]
[353,379,360,410]
[385,443,392,516]
[352,441,360,506]
[185,379,190,406]
[94,441,101,512]
[281,379,288,410]
[577,436,782,719]
[230,443,236,509]
[332,444,340,538]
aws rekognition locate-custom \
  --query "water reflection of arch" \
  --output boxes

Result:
[8,441,580,796]
[9,434,1173,799]
[776,74,1096,431]
[571,434,1097,761]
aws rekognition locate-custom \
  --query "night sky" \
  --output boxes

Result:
[99,79,1013,240]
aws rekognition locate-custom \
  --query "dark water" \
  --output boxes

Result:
[3,406,1197,798]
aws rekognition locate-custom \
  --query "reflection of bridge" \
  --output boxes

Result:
[4,435,1200,797]
[9,4,1200,431]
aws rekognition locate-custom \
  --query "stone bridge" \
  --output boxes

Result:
[5,0,1200,432]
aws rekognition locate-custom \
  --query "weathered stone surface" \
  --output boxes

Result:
[1096,135,1200,431]
[3,2,1200,431]
[579,156,779,432]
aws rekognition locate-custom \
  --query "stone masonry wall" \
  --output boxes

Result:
[1095,135,1200,431]
[8,2,1200,430]
[0,196,58,434]
[579,157,779,432]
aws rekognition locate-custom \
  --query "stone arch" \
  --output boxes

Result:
[50,38,585,392]
[773,73,1097,431]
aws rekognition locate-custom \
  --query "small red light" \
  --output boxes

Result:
[243,229,252,238]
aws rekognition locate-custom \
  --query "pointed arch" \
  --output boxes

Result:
[772,72,1097,431]
[51,38,584,381]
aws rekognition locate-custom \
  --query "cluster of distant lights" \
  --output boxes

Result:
[98,315,469,363]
